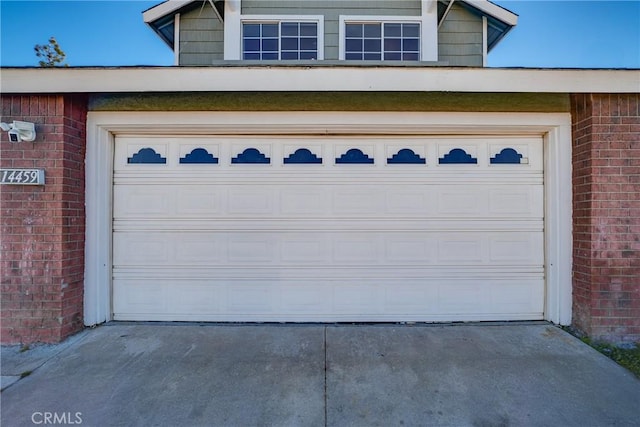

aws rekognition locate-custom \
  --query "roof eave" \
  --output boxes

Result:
[1,67,638,94]
[143,0,193,24]
[462,0,518,27]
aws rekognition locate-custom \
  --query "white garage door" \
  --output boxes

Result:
[112,135,544,322]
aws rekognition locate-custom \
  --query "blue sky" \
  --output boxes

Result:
[0,0,638,68]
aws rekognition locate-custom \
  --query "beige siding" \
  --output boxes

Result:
[179,4,224,65]
[438,3,483,66]
[243,0,421,60]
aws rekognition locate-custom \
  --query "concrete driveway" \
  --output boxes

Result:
[1,322,639,426]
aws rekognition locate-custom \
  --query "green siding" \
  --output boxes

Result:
[179,4,224,65]
[437,3,483,66]
[242,0,421,60]
[177,1,487,66]
[89,92,570,113]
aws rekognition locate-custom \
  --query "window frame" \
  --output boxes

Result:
[339,15,432,62]
[240,15,325,61]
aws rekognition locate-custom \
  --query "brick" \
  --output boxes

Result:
[0,94,87,345]
[571,93,640,344]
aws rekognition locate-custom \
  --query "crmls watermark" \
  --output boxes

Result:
[31,412,83,425]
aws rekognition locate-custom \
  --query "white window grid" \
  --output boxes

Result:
[344,21,420,61]
[241,15,324,61]
[339,15,426,62]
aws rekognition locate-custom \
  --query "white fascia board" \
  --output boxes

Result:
[143,0,193,23]
[1,67,638,93]
[461,0,518,26]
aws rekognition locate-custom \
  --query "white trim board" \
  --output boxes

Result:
[174,13,181,66]
[2,68,638,93]
[85,111,572,326]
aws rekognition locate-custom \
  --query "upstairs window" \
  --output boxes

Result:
[243,21,319,60]
[344,22,420,61]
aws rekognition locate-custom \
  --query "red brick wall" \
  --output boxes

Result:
[571,93,640,344]
[1,94,87,344]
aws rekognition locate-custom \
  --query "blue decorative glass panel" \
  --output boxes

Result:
[244,53,260,60]
[232,148,270,164]
[385,52,401,61]
[300,51,317,60]
[284,148,322,164]
[336,148,374,164]
[281,52,298,60]
[261,53,278,60]
[439,148,477,164]
[346,24,362,37]
[387,148,426,164]
[364,53,382,60]
[402,53,419,61]
[490,148,523,164]
[128,148,166,164]
[180,148,219,164]
[345,52,362,60]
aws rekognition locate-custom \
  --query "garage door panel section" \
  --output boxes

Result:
[113,279,543,321]
[113,231,542,267]
[113,136,544,321]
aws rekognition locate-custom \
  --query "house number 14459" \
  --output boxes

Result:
[0,168,45,185]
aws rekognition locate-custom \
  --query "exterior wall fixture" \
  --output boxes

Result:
[0,120,36,142]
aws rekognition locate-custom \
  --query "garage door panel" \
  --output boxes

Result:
[113,186,171,217]
[176,188,222,215]
[280,236,329,262]
[112,278,543,321]
[489,233,544,264]
[113,135,545,322]
[114,231,542,267]
[113,185,224,217]
[488,187,543,216]
[280,188,329,214]
[228,188,275,214]
[114,184,541,220]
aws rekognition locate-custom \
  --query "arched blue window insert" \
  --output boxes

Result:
[284,148,322,164]
[335,148,374,164]
[490,148,523,164]
[180,148,219,164]
[439,148,477,164]
[387,148,426,164]
[128,147,166,164]
[231,148,270,164]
